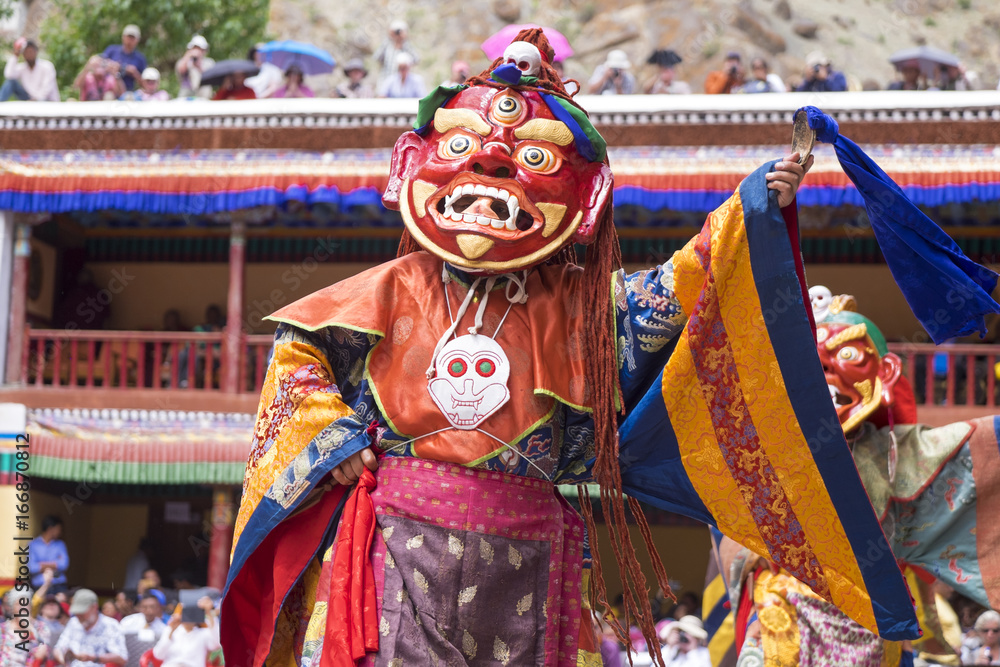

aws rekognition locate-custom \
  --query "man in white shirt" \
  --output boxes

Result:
[119,595,166,639]
[54,589,128,667]
[152,596,220,667]
[1,38,59,102]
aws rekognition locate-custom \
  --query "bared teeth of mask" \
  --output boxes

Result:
[463,213,476,223]
[474,184,488,196]
[490,217,505,229]
[478,216,493,227]
[505,212,517,231]
[450,210,464,222]
[486,187,499,199]
[462,184,475,196]
[498,188,509,201]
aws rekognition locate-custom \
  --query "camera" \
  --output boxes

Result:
[813,64,822,74]
[611,68,622,77]
[678,631,691,644]
[728,65,739,76]
[393,29,403,35]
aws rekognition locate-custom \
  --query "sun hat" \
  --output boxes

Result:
[663,615,708,641]
[141,67,160,81]
[122,25,141,39]
[603,49,632,70]
[187,35,209,50]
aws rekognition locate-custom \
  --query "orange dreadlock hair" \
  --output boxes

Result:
[396,28,672,666]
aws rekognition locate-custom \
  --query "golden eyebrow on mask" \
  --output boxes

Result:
[433,108,491,137]
[513,119,574,146]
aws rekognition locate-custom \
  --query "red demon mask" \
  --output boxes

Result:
[382,85,613,273]
[816,320,902,434]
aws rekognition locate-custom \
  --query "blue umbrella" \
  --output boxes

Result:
[259,40,336,75]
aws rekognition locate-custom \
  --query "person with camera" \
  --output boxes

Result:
[373,20,419,86]
[175,35,215,98]
[795,51,847,92]
[1,37,58,101]
[704,51,745,94]
[587,49,637,95]
[660,616,711,666]
[151,597,219,667]
[101,25,146,92]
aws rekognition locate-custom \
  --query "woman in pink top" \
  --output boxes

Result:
[272,64,314,98]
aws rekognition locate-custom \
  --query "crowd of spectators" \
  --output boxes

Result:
[2,18,993,103]
[0,516,220,667]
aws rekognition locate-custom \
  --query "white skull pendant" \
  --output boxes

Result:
[428,334,511,430]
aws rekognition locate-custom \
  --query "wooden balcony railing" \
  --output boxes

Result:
[21,328,273,394]
[887,342,1000,408]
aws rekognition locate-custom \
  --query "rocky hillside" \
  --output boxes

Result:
[269,0,1000,95]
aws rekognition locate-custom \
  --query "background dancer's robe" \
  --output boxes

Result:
[221,166,918,666]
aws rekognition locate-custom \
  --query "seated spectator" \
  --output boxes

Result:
[73,55,123,101]
[120,595,166,640]
[1,37,58,101]
[176,35,215,98]
[245,44,283,99]
[704,51,745,94]
[795,51,847,92]
[379,52,425,98]
[373,20,419,85]
[54,589,127,667]
[441,60,470,87]
[137,568,163,598]
[962,610,1000,665]
[660,615,710,666]
[113,592,134,620]
[101,599,121,621]
[212,72,256,100]
[644,49,691,94]
[335,58,374,98]
[587,49,636,95]
[28,515,69,591]
[888,61,924,90]
[121,67,170,101]
[152,596,219,667]
[273,64,314,98]
[36,593,67,648]
[1,587,41,666]
[102,24,146,92]
[737,56,786,93]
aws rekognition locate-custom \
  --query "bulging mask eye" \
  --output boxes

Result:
[515,145,561,174]
[837,347,860,362]
[490,92,525,126]
[439,132,479,159]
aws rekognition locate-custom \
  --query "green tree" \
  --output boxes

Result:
[40,0,269,98]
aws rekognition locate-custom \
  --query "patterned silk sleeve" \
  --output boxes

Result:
[614,259,688,412]
[235,323,373,549]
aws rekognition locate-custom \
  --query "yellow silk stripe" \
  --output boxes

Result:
[661,332,769,557]
[665,191,877,633]
[703,574,727,618]
[233,340,353,551]
[713,192,874,631]
[707,613,735,667]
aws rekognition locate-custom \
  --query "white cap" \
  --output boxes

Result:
[122,24,141,39]
[395,52,414,67]
[806,50,830,68]
[604,49,632,70]
[389,20,408,33]
[187,34,209,51]
[141,67,160,81]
